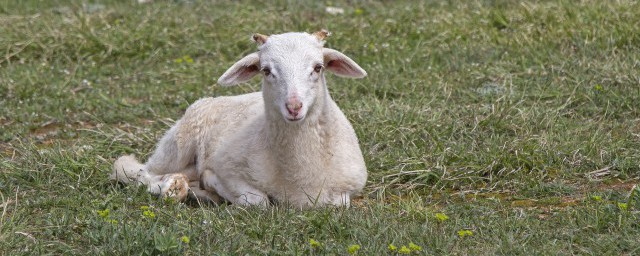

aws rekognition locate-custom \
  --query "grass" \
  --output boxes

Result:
[1,0,639,254]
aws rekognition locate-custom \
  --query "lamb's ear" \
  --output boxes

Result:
[217,52,260,86]
[322,48,367,78]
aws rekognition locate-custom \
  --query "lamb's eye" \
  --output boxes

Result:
[313,64,323,73]
[262,67,271,76]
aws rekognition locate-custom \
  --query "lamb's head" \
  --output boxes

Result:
[217,30,367,123]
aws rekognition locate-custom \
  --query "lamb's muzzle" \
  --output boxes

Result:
[285,101,302,118]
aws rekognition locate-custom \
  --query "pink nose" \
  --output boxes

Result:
[286,101,303,116]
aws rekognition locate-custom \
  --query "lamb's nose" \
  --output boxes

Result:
[286,101,303,116]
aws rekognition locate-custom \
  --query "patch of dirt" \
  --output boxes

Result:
[30,119,61,140]
[595,179,638,191]
[417,178,640,212]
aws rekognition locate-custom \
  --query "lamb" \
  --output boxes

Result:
[111,30,368,208]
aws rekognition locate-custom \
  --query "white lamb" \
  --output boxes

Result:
[111,30,368,208]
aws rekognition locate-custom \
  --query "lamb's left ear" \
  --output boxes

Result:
[217,52,260,86]
[323,48,367,78]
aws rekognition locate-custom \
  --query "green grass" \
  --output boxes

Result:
[2,0,640,254]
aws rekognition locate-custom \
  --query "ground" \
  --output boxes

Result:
[1,0,639,255]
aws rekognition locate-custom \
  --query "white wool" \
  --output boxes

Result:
[111,31,368,208]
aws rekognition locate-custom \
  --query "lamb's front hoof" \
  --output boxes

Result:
[160,174,190,201]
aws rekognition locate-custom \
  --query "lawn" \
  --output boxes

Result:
[1,0,639,254]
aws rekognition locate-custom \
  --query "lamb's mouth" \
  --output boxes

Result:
[286,116,304,122]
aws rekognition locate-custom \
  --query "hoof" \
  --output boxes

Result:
[160,174,190,201]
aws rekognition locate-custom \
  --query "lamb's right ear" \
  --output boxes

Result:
[217,52,260,86]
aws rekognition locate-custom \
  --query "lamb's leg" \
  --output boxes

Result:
[111,155,189,201]
[187,180,224,204]
[149,173,190,200]
[328,192,351,207]
[200,169,269,207]
[145,125,196,177]
[112,124,197,201]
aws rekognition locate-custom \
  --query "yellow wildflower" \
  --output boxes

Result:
[143,209,156,219]
[97,209,109,218]
[347,244,360,255]
[618,202,628,211]
[435,212,449,222]
[398,245,411,254]
[458,230,474,238]
[309,239,321,248]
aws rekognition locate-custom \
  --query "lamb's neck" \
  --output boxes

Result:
[265,99,336,161]
[267,108,331,142]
